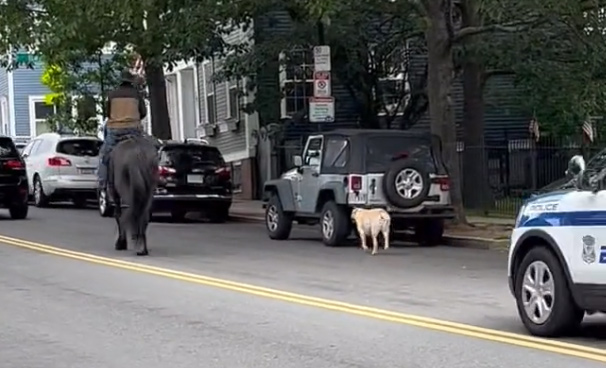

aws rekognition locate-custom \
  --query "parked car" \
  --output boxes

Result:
[21,133,102,208]
[98,139,233,222]
[508,155,606,337]
[0,135,29,219]
[262,129,455,246]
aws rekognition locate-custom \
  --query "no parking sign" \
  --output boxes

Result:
[313,71,331,98]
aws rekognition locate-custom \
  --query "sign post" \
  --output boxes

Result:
[312,45,334,124]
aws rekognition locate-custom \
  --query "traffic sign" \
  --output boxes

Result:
[313,45,331,72]
[313,71,331,97]
[309,97,335,123]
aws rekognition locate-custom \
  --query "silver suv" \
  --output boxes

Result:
[262,129,455,246]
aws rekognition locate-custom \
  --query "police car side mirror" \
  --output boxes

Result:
[566,155,586,178]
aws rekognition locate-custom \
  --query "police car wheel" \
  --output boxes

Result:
[515,246,584,337]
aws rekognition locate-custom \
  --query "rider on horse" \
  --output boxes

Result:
[98,69,147,190]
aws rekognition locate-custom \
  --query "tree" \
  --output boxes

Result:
[0,0,228,139]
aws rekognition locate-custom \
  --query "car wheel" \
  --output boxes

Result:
[208,206,229,223]
[9,203,28,220]
[98,188,114,217]
[414,219,444,246]
[170,209,187,222]
[515,246,584,337]
[320,201,350,247]
[33,175,49,208]
[266,194,293,240]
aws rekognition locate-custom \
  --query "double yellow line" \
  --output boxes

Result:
[1,233,605,362]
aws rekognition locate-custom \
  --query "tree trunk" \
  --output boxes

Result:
[461,0,492,212]
[145,63,172,140]
[424,0,467,224]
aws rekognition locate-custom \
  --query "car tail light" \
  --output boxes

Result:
[215,166,231,180]
[48,157,71,166]
[3,159,24,169]
[158,165,176,176]
[349,175,363,191]
[434,177,450,191]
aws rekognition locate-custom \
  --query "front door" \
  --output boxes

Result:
[297,135,323,214]
[567,190,606,284]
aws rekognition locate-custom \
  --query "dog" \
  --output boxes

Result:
[351,208,391,255]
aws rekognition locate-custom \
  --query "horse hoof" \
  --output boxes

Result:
[115,238,127,251]
[136,250,149,256]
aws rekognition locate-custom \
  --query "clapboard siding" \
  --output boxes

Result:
[0,68,8,135]
[13,64,50,136]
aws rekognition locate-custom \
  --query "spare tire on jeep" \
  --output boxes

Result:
[382,159,430,208]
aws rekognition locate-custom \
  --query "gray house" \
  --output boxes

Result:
[196,10,531,200]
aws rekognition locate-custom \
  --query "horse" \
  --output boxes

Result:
[108,135,159,256]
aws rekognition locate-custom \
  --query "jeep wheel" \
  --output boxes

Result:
[515,246,584,337]
[414,219,444,246]
[382,160,430,208]
[320,201,350,247]
[266,194,293,240]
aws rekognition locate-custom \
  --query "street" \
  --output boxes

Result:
[1,205,605,367]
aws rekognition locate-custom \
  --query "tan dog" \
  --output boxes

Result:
[351,208,391,255]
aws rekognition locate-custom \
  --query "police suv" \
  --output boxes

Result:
[508,155,606,337]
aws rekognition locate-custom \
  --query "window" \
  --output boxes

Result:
[322,137,350,168]
[280,48,314,118]
[56,139,102,157]
[366,136,432,172]
[26,140,41,157]
[303,137,323,166]
[29,96,57,136]
[203,61,216,125]
[0,137,19,158]
[160,145,225,166]
[371,44,411,116]
[226,79,239,119]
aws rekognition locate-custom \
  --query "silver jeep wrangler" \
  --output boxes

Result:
[262,129,455,246]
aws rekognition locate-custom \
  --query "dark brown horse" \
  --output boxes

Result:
[108,135,159,256]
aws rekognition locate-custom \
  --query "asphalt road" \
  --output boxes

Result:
[1,205,605,367]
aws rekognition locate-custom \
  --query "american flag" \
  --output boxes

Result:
[582,120,595,143]
[529,118,540,142]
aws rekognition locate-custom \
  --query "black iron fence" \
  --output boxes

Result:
[459,139,604,216]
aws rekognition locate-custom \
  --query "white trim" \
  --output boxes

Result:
[193,62,201,124]
[7,61,15,137]
[201,60,211,125]
[164,59,195,75]
[0,96,8,135]
[29,95,56,137]
[176,70,185,140]
[222,149,251,163]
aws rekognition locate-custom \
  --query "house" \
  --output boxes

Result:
[0,53,55,145]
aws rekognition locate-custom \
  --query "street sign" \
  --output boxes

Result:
[313,45,331,72]
[309,97,335,123]
[313,71,331,97]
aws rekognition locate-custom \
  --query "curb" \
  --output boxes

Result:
[229,213,509,251]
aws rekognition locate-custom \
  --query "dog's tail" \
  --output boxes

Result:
[379,210,391,227]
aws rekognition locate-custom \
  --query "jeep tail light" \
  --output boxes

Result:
[350,175,363,191]
[434,177,450,191]
[3,159,24,170]
[158,165,176,177]
[48,157,71,167]
[215,166,231,180]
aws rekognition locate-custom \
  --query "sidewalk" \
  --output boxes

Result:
[229,200,513,250]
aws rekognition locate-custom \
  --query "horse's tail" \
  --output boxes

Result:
[123,144,158,234]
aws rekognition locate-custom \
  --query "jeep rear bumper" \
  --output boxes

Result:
[388,205,456,219]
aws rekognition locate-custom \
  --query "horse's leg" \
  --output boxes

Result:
[134,198,152,256]
[113,190,128,251]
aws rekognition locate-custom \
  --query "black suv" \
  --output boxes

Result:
[98,139,232,222]
[0,136,29,219]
